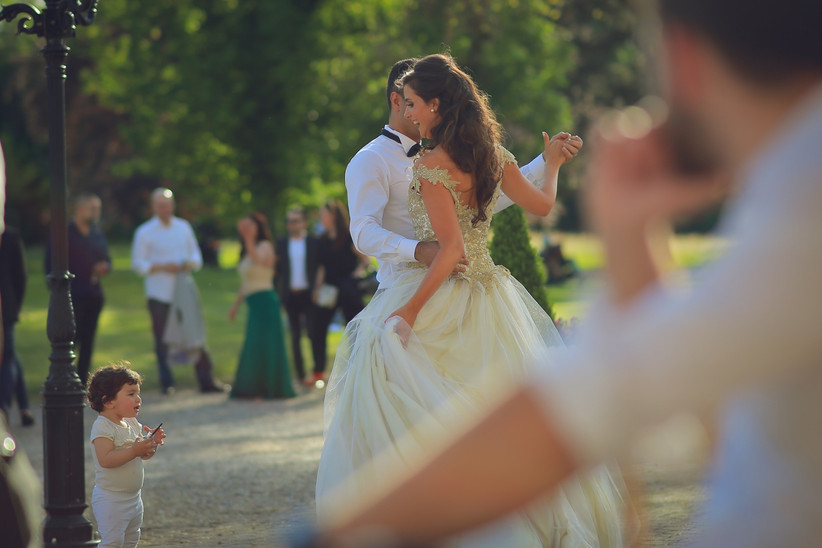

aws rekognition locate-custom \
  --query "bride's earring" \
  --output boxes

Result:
[430,108,435,113]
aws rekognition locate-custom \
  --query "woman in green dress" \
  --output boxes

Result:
[228,213,296,399]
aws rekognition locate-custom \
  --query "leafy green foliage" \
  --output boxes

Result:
[489,206,553,318]
[1,0,578,239]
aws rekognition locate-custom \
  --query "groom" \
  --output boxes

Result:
[346,58,566,287]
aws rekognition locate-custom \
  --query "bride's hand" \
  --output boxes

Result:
[387,306,417,348]
[387,305,417,330]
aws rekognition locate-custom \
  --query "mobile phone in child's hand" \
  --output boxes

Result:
[144,423,163,439]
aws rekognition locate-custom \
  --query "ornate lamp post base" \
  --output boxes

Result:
[0,1,100,546]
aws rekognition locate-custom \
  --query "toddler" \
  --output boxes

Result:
[87,362,165,547]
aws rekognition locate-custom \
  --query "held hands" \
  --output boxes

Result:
[543,132,583,167]
[227,303,239,321]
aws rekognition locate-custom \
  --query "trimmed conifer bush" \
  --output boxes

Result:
[489,205,553,318]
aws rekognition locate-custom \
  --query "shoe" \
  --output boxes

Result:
[311,372,327,389]
[21,410,35,427]
[161,386,176,396]
[201,382,230,394]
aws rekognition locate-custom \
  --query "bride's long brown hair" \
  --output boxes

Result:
[399,54,502,225]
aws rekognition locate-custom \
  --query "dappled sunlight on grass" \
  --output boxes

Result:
[542,232,728,322]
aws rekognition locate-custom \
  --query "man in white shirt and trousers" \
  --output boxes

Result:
[132,188,226,394]
[306,1,822,546]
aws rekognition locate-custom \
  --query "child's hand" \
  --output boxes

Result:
[132,436,159,459]
[142,424,166,446]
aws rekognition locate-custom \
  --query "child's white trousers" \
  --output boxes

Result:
[92,487,143,548]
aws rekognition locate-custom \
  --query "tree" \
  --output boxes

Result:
[1,0,576,239]
[489,206,553,318]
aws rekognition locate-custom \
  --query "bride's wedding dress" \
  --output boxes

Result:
[316,148,631,546]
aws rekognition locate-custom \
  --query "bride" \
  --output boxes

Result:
[316,54,632,546]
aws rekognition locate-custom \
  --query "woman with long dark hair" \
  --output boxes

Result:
[316,54,631,545]
[228,213,295,399]
[309,199,366,386]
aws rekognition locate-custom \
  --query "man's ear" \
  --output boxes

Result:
[390,91,404,113]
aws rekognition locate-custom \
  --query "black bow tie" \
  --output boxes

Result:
[381,129,421,157]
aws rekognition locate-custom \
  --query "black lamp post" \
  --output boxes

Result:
[0,1,99,546]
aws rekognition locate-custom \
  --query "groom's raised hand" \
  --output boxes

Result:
[415,241,469,274]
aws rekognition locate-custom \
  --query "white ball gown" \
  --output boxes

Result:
[316,148,632,547]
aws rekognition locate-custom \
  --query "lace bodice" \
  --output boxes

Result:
[408,146,517,285]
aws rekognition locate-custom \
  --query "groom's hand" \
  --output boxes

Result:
[414,241,468,274]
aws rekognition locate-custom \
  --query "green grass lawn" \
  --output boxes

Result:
[12,242,343,404]
[11,233,724,406]
[544,232,728,321]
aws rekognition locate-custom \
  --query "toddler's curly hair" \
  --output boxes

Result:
[87,362,143,413]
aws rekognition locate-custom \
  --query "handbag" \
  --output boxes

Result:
[316,283,339,308]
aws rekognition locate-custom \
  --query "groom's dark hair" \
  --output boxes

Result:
[386,58,417,110]
[659,0,822,84]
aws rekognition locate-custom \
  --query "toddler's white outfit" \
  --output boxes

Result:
[90,416,145,548]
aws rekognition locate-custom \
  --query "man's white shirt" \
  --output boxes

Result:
[288,237,309,291]
[131,216,202,303]
[346,125,546,288]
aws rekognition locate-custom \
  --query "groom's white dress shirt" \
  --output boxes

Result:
[346,125,546,288]
[533,85,822,546]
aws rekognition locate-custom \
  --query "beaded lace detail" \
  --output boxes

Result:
[407,146,518,286]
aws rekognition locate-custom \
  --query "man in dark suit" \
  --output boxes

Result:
[46,193,111,385]
[275,207,321,386]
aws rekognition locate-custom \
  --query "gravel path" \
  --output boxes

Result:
[12,387,707,547]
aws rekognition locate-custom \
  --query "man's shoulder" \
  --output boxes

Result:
[134,217,158,235]
[347,137,396,171]
[171,216,194,230]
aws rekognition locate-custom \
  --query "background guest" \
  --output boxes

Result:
[46,193,111,384]
[0,227,34,426]
[131,188,227,394]
[228,213,296,399]
[311,200,366,384]
[275,207,321,387]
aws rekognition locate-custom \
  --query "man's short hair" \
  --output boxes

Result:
[386,58,417,109]
[286,206,305,220]
[151,187,174,202]
[74,192,100,208]
[660,0,822,83]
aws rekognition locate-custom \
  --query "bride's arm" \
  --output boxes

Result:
[387,181,464,328]
[500,132,581,216]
